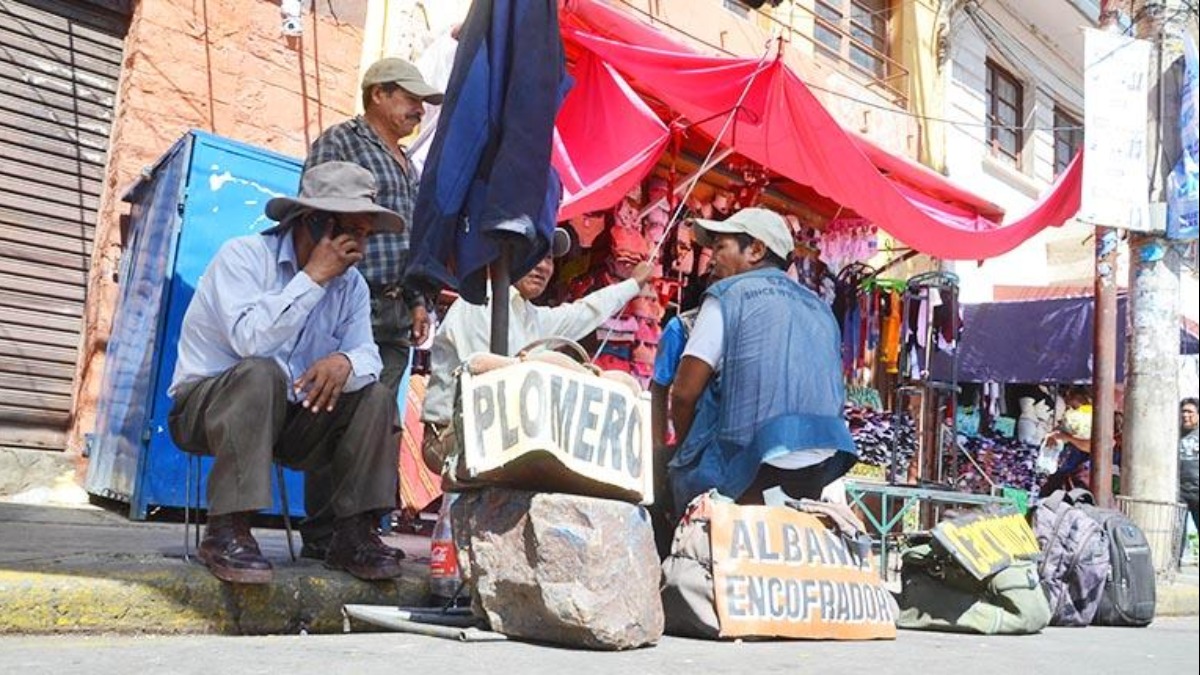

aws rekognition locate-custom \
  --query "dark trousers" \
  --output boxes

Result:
[737,452,857,505]
[169,358,398,519]
[1185,498,1199,561]
[302,292,410,545]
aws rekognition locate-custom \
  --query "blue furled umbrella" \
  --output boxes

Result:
[405,0,569,313]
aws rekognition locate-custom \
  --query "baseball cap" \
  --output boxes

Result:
[361,57,444,104]
[692,207,793,260]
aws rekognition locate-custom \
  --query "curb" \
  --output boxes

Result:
[1157,580,1200,617]
[0,555,429,635]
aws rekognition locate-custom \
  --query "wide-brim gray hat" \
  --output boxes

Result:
[362,57,445,105]
[263,161,405,234]
[693,207,793,260]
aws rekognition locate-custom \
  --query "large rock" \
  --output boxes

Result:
[451,488,663,650]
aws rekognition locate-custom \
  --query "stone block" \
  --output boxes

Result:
[451,488,663,650]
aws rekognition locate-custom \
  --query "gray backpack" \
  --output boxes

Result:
[1035,489,1111,626]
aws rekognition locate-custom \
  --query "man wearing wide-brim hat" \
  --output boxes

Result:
[167,161,405,584]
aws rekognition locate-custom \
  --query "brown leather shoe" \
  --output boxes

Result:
[198,512,273,584]
[325,512,403,581]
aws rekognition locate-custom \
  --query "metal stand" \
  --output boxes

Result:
[888,272,962,530]
[844,479,1018,578]
[183,457,295,562]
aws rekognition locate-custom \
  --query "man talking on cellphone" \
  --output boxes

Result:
[167,162,405,584]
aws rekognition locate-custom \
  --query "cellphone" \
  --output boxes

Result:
[306,213,347,241]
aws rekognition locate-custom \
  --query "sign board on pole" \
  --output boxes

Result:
[459,361,654,504]
[1080,28,1154,231]
[1167,34,1199,240]
[709,503,897,640]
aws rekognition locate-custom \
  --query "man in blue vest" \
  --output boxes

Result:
[667,208,857,510]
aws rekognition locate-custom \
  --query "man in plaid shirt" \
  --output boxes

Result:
[299,57,444,561]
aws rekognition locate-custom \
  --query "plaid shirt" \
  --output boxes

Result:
[305,116,420,299]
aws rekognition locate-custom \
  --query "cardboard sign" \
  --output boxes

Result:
[459,361,653,504]
[932,510,1040,581]
[709,503,896,640]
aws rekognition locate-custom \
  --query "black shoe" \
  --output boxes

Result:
[325,513,404,581]
[198,512,273,584]
[303,535,404,562]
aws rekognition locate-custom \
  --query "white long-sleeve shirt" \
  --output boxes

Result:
[421,279,641,425]
[169,232,380,400]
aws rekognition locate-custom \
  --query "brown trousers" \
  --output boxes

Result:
[169,357,398,518]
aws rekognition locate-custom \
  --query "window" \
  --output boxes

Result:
[1053,106,1083,175]
[986,60,1024,164]
[813,0,890,79]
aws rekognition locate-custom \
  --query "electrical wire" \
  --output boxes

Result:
[589,40,779,364]
[613,0,1085,132]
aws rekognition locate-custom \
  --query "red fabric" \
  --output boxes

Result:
[560,0,1005,222]
[566,29,1082,260]
[553,51,670,220]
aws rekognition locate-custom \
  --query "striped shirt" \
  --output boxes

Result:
[305,116,418,291]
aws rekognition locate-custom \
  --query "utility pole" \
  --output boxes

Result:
[1090,0,1122,510]
[1123,0,1184,572]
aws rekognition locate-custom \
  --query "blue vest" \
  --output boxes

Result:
[668,267,856,507]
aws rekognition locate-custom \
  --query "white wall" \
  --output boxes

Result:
[942,0,1096,302]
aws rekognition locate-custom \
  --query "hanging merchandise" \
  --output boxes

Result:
[878,288,903,373]
[845,405,917,473]
[819,217,878,274]
[832,263,879,379]
[957,436,1040,493]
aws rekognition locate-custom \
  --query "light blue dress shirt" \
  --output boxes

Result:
[169,231,381,401]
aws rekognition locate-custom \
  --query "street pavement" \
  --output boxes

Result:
[0,498,1196,638]
[0,618,1196,675]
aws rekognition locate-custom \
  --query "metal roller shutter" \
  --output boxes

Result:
[0,0,128,450]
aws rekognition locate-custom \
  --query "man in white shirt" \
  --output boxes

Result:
[421,230,653,474]
[169,162,405,584]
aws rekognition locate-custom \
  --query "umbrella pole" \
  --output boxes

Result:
[489,243,511,355]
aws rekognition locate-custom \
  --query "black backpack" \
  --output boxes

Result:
[1081,505,1156,626]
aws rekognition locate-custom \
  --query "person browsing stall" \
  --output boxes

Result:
[667,207,857,510]
[168,162,404,585]
[421,230,654,474]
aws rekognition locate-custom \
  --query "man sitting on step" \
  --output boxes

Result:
[167,161,404,584]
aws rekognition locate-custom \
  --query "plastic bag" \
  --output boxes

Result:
[1036,439,1064,475]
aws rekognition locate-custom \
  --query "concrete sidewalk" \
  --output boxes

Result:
[0,501,432,635]
[0,500,1196,636]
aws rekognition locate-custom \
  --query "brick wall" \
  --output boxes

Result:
[69,0,368,462]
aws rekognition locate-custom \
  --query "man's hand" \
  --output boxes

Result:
[293,353,353,413]
[410,305,430,345]
[631,260,654,287]
[304,229,363,285]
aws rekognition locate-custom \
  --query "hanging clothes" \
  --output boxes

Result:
[879,289,902,373]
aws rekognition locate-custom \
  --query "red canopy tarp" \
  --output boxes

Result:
[554,50,669,220]
[558,0,1083,260]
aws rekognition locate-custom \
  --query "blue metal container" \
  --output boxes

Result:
[86,131,306,519]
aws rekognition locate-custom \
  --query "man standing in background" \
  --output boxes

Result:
[299,57,444,560]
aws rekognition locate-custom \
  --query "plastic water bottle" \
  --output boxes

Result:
[429,492,462,608]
